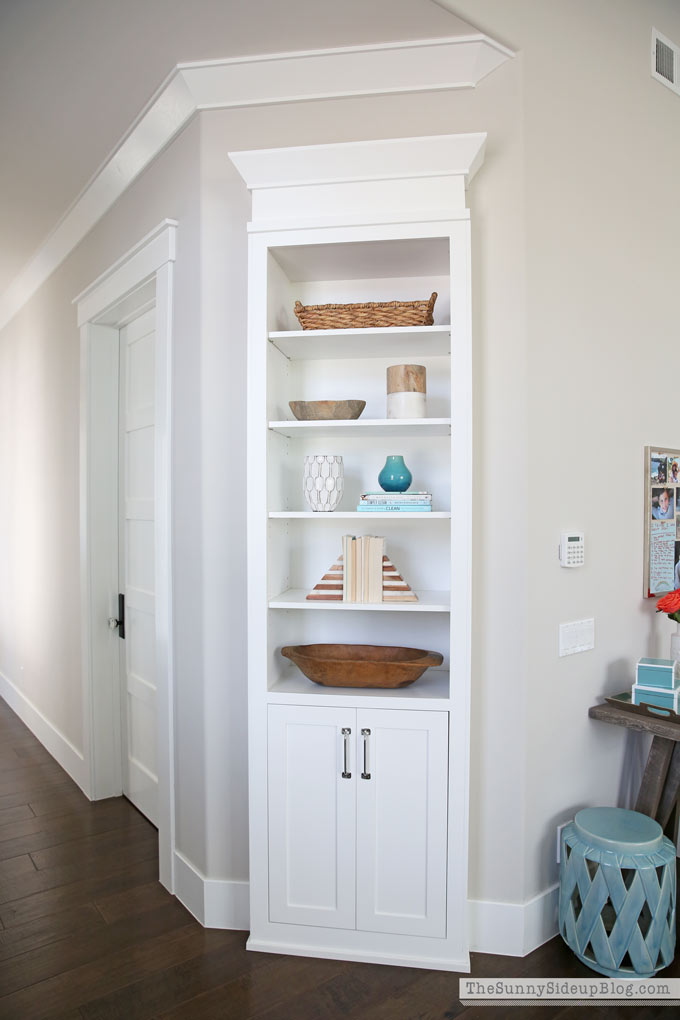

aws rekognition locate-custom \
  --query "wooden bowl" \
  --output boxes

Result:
[281,643,443,688]
[289,399,366,421]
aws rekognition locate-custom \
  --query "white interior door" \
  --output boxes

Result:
[119,307,158,825]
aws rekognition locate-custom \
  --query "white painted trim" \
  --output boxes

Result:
[0,670,88,793]
[173,851,206,924]
[178,34,513,104]
[174,851,250,929]
[169,860,561,958]
[229,135,486,228]
[468,885,560,957]
[0,34,512,331]
[77,220,176,894]
[203,878,250,930]
[228,132,487,192]
[152,258,176,893]
[251,180,469,230]
[247,938,470,973]
[74,219,177,325]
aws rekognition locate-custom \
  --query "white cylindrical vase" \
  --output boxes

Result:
[386,364,426,419]
[303,455,344,511]
[386,391,426,418]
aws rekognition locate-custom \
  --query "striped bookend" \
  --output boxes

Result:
[382,555,418,602]
[306,557,344,601]
[306,551,418,602]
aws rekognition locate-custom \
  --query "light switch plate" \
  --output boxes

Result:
[559,618,595,656]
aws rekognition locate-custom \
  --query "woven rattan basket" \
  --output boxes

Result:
[294,292,437,330]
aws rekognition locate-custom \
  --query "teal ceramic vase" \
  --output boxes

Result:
[378,455,412,493]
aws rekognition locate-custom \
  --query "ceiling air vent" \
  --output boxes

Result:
[652,28,680,96]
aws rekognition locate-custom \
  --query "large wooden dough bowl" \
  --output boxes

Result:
[281,643,443,688]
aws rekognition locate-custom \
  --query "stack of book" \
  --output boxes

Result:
[357,491,432,512]
[342,535,385,603]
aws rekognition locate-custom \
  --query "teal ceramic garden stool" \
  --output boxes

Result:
[559,807,676,977]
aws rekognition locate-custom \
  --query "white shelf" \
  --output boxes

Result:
[268,417,451,438]
[269,511,451,519]
[267,667,450,706]
[269,589,450,612]
[269,325,451,361]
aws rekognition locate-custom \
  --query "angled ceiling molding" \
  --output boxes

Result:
[0,33,513,331]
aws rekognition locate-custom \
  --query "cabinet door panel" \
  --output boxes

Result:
[268,705,356,929]
[356,709,448,938]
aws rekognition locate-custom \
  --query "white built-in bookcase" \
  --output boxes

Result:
[230,134,485,972]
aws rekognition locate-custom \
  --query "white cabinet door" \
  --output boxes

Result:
[268,704,448,939]
[356,709,448,938]
[268,705,356,929]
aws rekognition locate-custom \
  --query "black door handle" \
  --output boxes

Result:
[117,593,125,639]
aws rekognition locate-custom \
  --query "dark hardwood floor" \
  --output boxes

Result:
[0,696,676,1019]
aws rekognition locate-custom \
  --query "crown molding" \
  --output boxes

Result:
[0,33,513,331]
[229,132,487,191]
[229,132,487,227]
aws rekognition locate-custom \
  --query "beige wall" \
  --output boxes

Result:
[1,0,679,924]
[0,116,205,863]
[523,0,680,898]
[450,0,680,902]
[0,271,83,749]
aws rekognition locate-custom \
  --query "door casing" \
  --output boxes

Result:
[76,220,176,891]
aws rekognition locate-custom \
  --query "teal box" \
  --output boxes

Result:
[632,683,680,712]
[636,657,680,690]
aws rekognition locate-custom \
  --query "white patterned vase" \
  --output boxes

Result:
[303,455,344,512]
[671,623,680,664]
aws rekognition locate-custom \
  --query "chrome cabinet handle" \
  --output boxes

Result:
[341,727,351,778]
[361,728,371,779]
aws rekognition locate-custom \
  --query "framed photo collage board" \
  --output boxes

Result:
[644,445,680,597]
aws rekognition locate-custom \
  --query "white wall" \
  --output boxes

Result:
[449,0,680,906]
[0,269,83,752]
[0,116,204,852]
[522,0,680,898]
[2,0,680,949]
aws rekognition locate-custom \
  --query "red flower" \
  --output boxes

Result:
[656,589,680,615]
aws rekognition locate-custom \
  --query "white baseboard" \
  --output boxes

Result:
[172,848,558,959]
[469,884,559,957]
[173,850,249,930]
[247,936,469,972]
[0,671,88,794]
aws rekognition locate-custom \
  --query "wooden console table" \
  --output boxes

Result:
[589,700,680,843]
